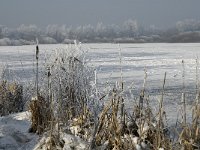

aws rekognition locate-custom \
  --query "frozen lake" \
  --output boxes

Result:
[0,43,200,124]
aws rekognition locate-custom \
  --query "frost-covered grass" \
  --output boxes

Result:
[1,43,200,149]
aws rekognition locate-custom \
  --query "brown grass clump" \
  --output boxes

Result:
[29,82,173,149]
[29,95,52,134]
[0,80,23,116]
[178,103,200,149]
[179,125,200,149]
[89,90,148,150]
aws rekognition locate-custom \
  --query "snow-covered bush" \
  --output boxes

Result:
[62,38,74,44]
[0,38,12,46]
[42,42,94,119]
[38,36,57,44]
[29,42,96,134]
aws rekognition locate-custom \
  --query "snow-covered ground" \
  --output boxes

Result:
[0,111,89,150]
[0,111,38,150]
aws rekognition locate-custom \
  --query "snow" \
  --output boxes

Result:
[0,111,38,150]
[0,111,90,150]
[1,43,200,88]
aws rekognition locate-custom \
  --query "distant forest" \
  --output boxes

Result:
[1,19,200,46]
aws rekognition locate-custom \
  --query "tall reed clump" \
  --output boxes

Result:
[29,41,94,136]
[29,40,52,134]
[177,59,200,149]
[43,42,93,123]
[87,71,172,150]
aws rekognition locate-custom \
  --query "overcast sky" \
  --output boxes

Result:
[0,0,200,28]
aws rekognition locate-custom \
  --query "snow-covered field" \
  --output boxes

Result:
[1,44,200,90]
[1,43,200,86]
[0,43,200,123]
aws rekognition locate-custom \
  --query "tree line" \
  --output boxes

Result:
[0,19,200,45]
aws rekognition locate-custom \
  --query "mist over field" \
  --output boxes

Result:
[1,0,200,45]
[1,19,200,45]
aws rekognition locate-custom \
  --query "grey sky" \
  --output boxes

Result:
[0,0,200,28]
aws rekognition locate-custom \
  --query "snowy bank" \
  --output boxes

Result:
[0,111,38,150]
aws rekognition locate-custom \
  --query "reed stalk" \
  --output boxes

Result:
[182,60,186,126]
[36,38,39,98]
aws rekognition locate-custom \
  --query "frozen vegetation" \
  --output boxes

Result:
[0,43,200,123]
[0,43,200,149]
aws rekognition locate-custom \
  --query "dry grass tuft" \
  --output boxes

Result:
[0,80,23,116]
[178,104,200,149]
[29,95,52,134]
